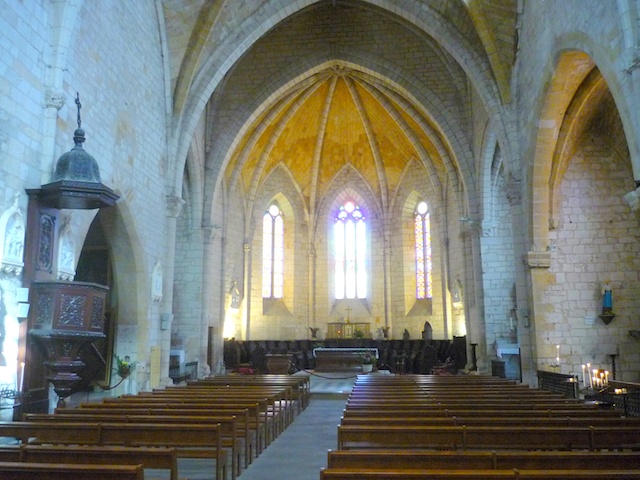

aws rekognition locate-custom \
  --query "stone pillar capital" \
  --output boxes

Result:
[44,89,65,110]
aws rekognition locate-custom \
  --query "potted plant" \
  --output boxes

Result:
[115,355,137,379]
[361,353,376,373]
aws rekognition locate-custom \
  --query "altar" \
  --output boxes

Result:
[326,322,371,339]
[313,347,378,372]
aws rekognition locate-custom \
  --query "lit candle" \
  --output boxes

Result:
[604,371,609,385]
[592,369,598,388]
[581,364,586,386]
[555,345,560,367]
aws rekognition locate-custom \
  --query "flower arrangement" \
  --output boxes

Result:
[361,353,376,366]
[115,355,137,379]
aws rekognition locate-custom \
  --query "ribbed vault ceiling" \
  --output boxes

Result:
[225,66,445,208]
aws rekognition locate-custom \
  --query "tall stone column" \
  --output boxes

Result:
[242,243,251,340]
[307,243,316,337]
[440,237,450,339]
[200,225,218,376]
[383,236,391,331]
[506,175,535,384]
[160,195,184,385]
[460,218,485,372]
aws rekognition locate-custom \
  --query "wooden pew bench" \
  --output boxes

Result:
[319,468,640,479]
[191,375,311,411]
[0,461,144,480]
[342,407,623,418]
[104,393,284,440]
[326,449,640,471]
[0,421,101,445]
[340,415,640,428]
[0,445,179,480]
[93,398,275,450]
[62,403,265,458]
[345,400,591,411]
[25,413,244,478]
[336,424,640,451]
[142,385,296,428]
[0,421,228,480]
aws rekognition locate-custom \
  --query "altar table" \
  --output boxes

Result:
[326,322,371,339]
[313,347,378,372]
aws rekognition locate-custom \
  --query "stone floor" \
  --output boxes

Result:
[161,371,360,480]
[231,371,356,480]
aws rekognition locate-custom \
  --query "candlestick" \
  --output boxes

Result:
[581,364,586,387]
[604,371,609,385]
[587,363,592,388]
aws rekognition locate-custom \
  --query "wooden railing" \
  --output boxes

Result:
[592,380,640,417]
[537,370,579,399]
[169,361,198,384]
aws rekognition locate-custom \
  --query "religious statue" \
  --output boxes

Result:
[599,280,616,325]
[402,329,410,340]
[602,280,613,310]
[230,281,241,309]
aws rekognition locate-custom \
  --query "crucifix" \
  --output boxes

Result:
[345,306,352,323]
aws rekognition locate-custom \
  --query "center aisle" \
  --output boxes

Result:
[237,372,355,480]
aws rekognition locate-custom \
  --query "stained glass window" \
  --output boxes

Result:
[335,201,367,299]
[415,201,432,298]
[262,204,284,298]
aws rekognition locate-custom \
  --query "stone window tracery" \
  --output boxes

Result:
[334,201,367,299]
[262,204,284,298]
[414,201,433,299]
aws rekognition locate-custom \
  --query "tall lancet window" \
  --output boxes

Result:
[335,201,367,299]
[414,201,433,299]
[262,204,284,298]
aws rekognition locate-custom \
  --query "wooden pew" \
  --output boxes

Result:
[340,415,640,428]
[140,385,296,428]
[70,402,266,455]
[319,469,640,479]
[60,403,266,461]
[0,421,228,480]
[345,399,590,410]
[9,445,179,480]
[25,412,245,477]
[342,407,622,418]
[326,450,640,471]
[192,374,311,411]
[0,461,144,480]
[0,421,101,445]
[104,392,284,438]
[336,424,640,450]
